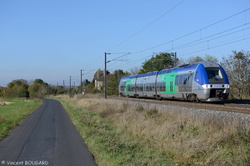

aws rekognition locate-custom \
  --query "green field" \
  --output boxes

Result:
[0,99,42,140]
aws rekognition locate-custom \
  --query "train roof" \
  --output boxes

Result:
[158,63,198,74]
[121,62,220,80]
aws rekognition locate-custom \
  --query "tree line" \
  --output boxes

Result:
[103,50,250,100]
[1,50,249,100]
[0,79,66,98]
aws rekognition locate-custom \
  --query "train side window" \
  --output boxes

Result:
[151,83,155,92]
[156,82,166,91]
[120,86,125,92]
[188,74,193,85]
[147,83,151,91]
[129,85,133,91]
[195,71,198,80]
[162,82,166,91]
[158,82,161,91]
[183,75,188,85]
[179,75,183,85]
[137,84,142,91]
[140,84,143,91]
[175,75,179,85]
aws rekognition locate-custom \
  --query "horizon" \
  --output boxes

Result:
[1,0,250,87]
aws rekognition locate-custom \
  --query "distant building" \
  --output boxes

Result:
[94,69,110,91]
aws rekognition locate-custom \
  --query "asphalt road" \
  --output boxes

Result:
[0,99,97,166]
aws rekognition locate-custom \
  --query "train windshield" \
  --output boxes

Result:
[205,67,224,84]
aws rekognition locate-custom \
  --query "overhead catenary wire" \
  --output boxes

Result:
[82,0,185,74]
[107,8,250,71]
[84,7,250,77]
[106,0,186,52]
[132,8,250,55]
[109,26,250,71]
[109,30,250,71]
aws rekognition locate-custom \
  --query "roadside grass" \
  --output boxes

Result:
[0,98,42,140]
[55,95,250,166]
[56,96,174,166]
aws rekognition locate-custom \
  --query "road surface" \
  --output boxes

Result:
[0,99,97,166]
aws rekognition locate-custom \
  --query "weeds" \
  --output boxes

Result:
[57,97,174,166]
[136,105,144,112]
[55,95,250,166]
[145,108,158,118]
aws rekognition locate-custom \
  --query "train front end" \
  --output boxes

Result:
[193,62,230,102]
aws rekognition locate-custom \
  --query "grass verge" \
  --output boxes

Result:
[0,98,42,140]
[55,96,175,166]
[55,95,250,166]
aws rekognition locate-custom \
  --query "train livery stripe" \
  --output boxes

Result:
[125,78,135,93]
[158,72,178,93]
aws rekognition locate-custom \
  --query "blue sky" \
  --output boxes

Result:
[0,0,250,87]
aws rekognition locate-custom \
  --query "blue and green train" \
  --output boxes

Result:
[119,62,230,102]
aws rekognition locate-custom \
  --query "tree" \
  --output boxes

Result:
[33,79,48,86]
[188,56,204,64]
[85,79,96,93]
[3,79,29,98]
[221,50,250,99]
[188,55,218,64]
[139,52,177,74]
[204,55,218,63]
[0,88,4,97]
[130,67,140,75]
[28,79,49,98]
[107,70,127,95]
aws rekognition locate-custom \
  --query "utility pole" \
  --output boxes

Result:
[80,69,84,94]
[104,52,128,99]
[118,69,120,84]
[104,52,111,99]
[69,76,72,89]
[69,76,72,95]
[174,52,177,67]
[63,80,65,87]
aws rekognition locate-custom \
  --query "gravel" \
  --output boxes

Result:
[110,99,250,125]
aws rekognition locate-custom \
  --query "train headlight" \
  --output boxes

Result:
[202,84,210,89]
[224,84,230,88]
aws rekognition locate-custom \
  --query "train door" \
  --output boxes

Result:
[136,76,145,97]
[143,83,146,96]
[169,75,175,92]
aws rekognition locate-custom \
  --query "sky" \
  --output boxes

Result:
[0,0,250,87]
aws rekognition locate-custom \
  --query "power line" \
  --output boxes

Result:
[85,8,250,76]
[108,52,131,62]
[165,24,250,52]
[106,0,185,52]
[108,8,250,70]
[108,28,250,71]
[132,8,250,54]
[180,35,250,57]
[108,8,250,71]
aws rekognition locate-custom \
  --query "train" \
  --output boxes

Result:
[119,62,230,102]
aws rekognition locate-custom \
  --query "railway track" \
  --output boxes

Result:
[109,96,250,115]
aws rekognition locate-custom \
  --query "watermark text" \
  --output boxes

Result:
[1,160,49,166]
